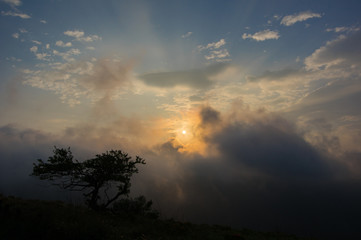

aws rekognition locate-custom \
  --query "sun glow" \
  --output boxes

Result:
[182,130,187,134]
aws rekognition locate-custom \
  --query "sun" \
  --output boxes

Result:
[182,130,187,135]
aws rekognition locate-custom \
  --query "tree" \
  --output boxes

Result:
[32,146,145,210]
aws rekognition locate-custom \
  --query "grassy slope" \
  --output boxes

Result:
[0,195,316,240]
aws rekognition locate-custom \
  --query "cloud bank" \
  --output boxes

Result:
[305,31,361,70]
[1,104,360,239]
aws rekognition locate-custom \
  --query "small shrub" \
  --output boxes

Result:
[111,196,159,219]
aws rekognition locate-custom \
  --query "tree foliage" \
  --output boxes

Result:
[32,147,145,210]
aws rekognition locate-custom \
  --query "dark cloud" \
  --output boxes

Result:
[138,106,360,239]
[199,106,221,126]
[139,63,229,89]
[0,125,65,200]
[141,143,361,240]
[211,122,329,179]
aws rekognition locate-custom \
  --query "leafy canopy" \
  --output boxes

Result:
[32,147,145,210]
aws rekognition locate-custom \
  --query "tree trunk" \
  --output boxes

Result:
[88,187,100,210]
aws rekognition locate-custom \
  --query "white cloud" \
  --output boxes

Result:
[1,10,31,19]
[198,39,226,51]
[6,56,22,62]
[281,11,321,26]
[53,48,81,62]
[46,44,50,49]
[19,28,27,33]
[181,32,193,38]
[2,0,21,6]
[29,46,51,61]
[197,39,231,62]
[273,14,281,20]
[32,40,42,45]
[81,35,101,42]
[64,30,84,39]
[64,30,101,42]
[56,40,72,47]
[30,46,38,53]
[242,29,280,41]
[40,19,47,24]
[205,49,230,60]
[12,33,19,39]
[35,53,49,60]
[326,26,360,33]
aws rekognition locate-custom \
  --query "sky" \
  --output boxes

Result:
[1,0,361,239]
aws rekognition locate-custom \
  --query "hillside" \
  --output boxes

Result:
[0,195,317,240]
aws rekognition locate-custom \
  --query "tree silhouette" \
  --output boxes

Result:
[32,146,145,210]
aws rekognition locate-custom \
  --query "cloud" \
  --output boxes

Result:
[242,29,280,41]
[29,45,51,61]
[139,63,229,89]
[2,0,21,7]
[0,124,63,199]
[6,56,22,62]
[305,31,361,70]
[1,103,361,239]
[204,49,230,60]
[35,53,49,60]
[40,19,47,24]
[211,118,328,179]
[290,78,361,124]
[138,105,361,239]
[55,40,72,47]
[1,10,30,19]
[198,39,226,51]
[181,32,192,38]
[12,33,19,39]
[64,30,101,42]
[198,39,231,61]
[240,31,361,112]
[79,58,134,93]
[326,26,360,33]
[246,68,303,82]
[199,106,221,126]
[29,46,38,53]
[23,58,135,106]
[64,30,84,39]
[281,11,321,26]
[32,40,41,45]
[53,48,81,61]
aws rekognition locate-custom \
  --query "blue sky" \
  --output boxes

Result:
[1,1,361,238]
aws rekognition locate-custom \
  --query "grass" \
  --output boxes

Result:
[0,194,317,240]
